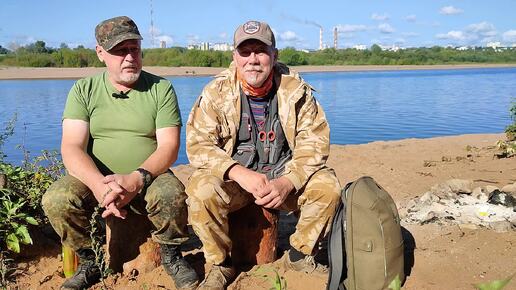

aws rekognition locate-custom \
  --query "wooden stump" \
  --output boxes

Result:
[228,204,279,266]
[106,212,161,274]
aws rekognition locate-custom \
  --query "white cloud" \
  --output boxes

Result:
[440,6,463,15]
[371,13,389,21]
[435,22,502,45]
[436,30,468,41]
[467,22,497,37]
[336,24,368,33]
[503,30,516,42]
[279,30,299,42]
[405,15,417,22]
[378,23,395,34]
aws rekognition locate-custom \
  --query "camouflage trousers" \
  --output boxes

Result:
[42,171,189,251]
[186,167,341,265]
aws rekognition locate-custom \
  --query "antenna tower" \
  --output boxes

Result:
[150,0,155,48]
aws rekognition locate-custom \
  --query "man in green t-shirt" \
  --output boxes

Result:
[42,16,199,290]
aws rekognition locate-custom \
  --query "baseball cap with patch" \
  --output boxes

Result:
[234,20,275,48]
[95,16,143,51]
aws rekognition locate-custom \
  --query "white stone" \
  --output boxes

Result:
[489,221,512,233]
[471,187,489,202]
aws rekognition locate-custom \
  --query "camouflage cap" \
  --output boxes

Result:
[95,16,143,51]
[234,20,275,48]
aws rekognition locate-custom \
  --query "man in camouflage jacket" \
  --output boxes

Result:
[186,20,341,290]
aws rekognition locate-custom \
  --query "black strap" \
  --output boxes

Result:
[327,188,347,290]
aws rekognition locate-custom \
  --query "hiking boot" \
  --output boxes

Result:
[282,250,328,274]
[61,249,101,290]
[160,244,199,290]
[197,264,236,290]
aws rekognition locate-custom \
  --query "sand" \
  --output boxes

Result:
[10,133,516,290]
[1,63,515,80]
[4,63,515,289]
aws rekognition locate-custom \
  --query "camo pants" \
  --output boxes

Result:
[42,171,189,251]
[186,167,341,265]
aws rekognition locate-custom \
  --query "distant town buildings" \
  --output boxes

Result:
[352,45,367,50]
[187,42,233,51]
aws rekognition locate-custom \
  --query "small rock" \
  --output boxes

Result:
[488,190,516,207]
[484,185,499,194]
[423,160,437,167]
[488,221,512,233]
[430,179,473,199]
[471,187,489,202]
[442,156,452,162]
[419,191,440,205]
[501,183,516,195]
[405,199,420,212]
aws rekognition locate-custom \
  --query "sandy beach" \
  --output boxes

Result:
[1,63,515,80]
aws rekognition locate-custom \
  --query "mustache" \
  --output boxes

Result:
[245,66,263,72]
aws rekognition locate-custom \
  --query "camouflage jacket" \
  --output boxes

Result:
[186,62,331,190]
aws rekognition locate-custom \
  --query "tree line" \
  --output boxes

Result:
[0,41,515,68]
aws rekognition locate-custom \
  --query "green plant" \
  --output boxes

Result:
[270,269,287,290]
[474,274,514,290]
[505,99,516,141]
[495,140,516,158]
[253,266,287,290]
[389,275,402,290]
[89,206,111,286]
[0,251,15,288]
[0,114,17,162]
[0,194,38,253]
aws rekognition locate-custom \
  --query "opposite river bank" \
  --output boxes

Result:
[1,63,516,79]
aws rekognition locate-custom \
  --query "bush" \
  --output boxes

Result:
[0,116,64,254]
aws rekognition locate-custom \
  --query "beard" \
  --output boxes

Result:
[244,67,267,87]
[119,70,141,85]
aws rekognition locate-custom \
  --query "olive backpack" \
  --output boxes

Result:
[327,176,405,290]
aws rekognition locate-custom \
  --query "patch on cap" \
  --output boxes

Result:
[234,20,276,48]
[243,21,260,34]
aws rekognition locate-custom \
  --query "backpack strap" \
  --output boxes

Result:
[327,187,347,290]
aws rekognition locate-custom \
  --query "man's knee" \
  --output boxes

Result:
[186,171,225,203]
[303,169,341,207]
[146,172,187,208]
[42,176,89,219]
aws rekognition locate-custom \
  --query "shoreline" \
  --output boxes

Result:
[0,63,515,80]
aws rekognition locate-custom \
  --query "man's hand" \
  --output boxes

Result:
[228,165,270,199]
[101,171,143,212]
[101,202,128,219]
[255,176,295,209]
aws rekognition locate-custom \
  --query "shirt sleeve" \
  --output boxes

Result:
[62,81,90,122]
[156,80,182,128]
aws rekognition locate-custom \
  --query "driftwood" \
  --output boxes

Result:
[106,212,160,274]
[229,203,279,266]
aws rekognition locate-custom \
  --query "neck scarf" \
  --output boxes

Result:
[238,69,274,97]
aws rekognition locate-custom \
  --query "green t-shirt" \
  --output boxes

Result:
[63,70,182,174]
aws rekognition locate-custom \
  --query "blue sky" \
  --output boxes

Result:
[1,0,515,50]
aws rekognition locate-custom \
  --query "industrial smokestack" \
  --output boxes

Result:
[319,27,323,50]
[333,27,338,49]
